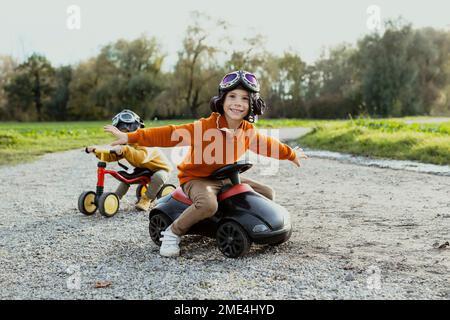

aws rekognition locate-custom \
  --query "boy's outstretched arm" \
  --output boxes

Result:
[248,131,308,167]
[85,145,123,162]
[120,145,148,165]
[104,122,196,148]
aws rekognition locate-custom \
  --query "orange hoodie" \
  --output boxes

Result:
[127,112,297,185]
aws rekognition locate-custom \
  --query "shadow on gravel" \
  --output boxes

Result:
[179,234,293,259]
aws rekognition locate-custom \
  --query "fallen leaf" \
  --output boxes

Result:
[94,281,112,289]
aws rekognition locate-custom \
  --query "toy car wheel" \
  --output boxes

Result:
[156,184,176,199]
[216,221,251,258]
[98,192,120,218]
[135,184,148,201]
[149,213,172,246]
[78,191,97,215]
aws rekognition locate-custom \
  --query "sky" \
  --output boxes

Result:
[1,0,449,70]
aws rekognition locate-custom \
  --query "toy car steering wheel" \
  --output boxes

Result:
[209,161,253,184]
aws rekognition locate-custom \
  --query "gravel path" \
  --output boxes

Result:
[404,117,450,124]
[1,128,449,300]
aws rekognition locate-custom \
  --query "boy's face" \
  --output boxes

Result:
[223,89,250,122]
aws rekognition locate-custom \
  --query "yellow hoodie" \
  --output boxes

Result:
[96,145,172,173]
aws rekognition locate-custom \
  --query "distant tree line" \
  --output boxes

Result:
[1,14,449,121]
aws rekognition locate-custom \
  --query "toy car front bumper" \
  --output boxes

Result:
[251,225,292,245]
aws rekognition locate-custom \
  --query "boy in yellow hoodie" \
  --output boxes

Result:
[87,109,172,211]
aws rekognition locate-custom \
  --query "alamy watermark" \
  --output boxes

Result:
[366,265,382,290]
[163,125,291,175]
[366,5,382,32]
[66,5,81,30]
[66,264,81,290]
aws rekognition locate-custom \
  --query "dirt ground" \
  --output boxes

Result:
[0,128,449,299]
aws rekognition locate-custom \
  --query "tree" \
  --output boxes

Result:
[225,35,268,72]
[265,52,307,118]
[4,54,55,121]
[47,65,72,120]
[0,55,17,120]
[67,58,105,120]
[306,44,362,118]
[355,20,420,117]
[95,35,166,118]
[354,20,450,117]
[171,11,227,118]
[409,27,450,115]
[67,36,165,120]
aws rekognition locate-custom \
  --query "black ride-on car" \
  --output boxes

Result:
[148,161,293,258]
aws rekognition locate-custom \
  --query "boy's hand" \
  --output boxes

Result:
[292,146,308,167]
[85,146,96,153]
[110,145,124,155]
[104,125,128,146]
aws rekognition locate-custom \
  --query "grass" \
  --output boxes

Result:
[0,120,192,166]
[1,116,449,166]
[255,118,341,128]
[299,118,450,165]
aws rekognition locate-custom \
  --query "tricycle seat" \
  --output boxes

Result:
[117,168,154,180]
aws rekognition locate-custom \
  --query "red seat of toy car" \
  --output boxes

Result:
[171,184,255,205]
[217,184,254,201]
[171,187,193,205]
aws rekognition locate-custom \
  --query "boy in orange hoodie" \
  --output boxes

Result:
[104,71,307,257]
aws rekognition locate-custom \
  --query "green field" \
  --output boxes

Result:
[299,118,450,165]
[0,120,194,166]
[1,117,449,166]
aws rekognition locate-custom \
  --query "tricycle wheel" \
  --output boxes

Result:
[98,192,119,218]
[149,213,172,246]
[216,221,251,258]
[156,184,176,199]
[78,191,97,215]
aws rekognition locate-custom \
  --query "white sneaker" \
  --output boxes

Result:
[159,225,181,257]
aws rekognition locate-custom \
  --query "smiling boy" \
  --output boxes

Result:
[104,71,307,257]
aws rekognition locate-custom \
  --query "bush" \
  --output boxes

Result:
[307,95,360,119]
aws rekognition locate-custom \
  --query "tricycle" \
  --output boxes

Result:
[78,148,176,217]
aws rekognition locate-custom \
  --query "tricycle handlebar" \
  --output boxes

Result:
[84,147,117,155]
